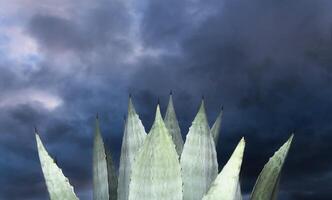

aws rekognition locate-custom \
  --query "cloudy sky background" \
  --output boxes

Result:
[1,0,332,199]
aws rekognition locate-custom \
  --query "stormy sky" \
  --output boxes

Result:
[1,0,332,199]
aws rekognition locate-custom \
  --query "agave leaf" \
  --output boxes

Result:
[118,97,147,200]
[128,105,182,200]
[35,133,79,200]
[271,175,280,200]
[93,117,117,200]
[164,92,184,156]
[250,134,294,200]
[106,148,118,200]
[235,182,243,200]
[202,138,245,200]
[210,108,223,146]
[180,100,218,200]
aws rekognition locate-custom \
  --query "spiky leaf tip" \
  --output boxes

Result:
[35,133,79,200]
[93,117,117,200]
[202,138,245,200]
[180,100,218,200]
[128,105,182,200]
[164,92,184,156]
[250,134,294,200]
[117,97,147,200]
[211,107,223,146]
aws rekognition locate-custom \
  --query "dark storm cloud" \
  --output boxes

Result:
[141,0,187,48]
[129,0,332,198]
[28,14,91,51]
[1,0,332,199]
[0,104,48,200]
[27,0,131,53]
[0,0,133,199]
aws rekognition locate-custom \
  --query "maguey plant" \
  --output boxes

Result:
[35,93,293,200]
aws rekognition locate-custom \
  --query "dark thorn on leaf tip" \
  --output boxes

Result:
[54,156,58,165]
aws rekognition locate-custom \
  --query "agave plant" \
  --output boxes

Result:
[35,93,293,200]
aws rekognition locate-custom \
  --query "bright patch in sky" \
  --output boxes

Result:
[0,25,42,72]
[0,89,63,111]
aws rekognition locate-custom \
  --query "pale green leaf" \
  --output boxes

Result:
[202,138,245,200]
[180,100,218,200]
[211,108,223,146]
[128,105,182,200]
[250,134,294,200]
[164,92,184,156]
[35,133,79,200]
[118,97,147,200]
[93,117,117,200]
[106,148,118,200]
[235,182,243,200]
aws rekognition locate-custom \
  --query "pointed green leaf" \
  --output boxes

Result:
[106,148,118,200]
[128,105,182,200]
[250,134,294,200]
[118,97,147,200]
[202,138,245,200]
[180,100,218,200]
[93,117,117,200]
[164,93,184,156]
[211,108,223,146]
[35,134,79,200]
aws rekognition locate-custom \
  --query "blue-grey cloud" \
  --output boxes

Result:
[0,0,332,199]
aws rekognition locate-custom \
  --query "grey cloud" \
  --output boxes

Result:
[27,0,132,53]
[28,14,91,51]
[128,0,332,199]
[1,0,332,199]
